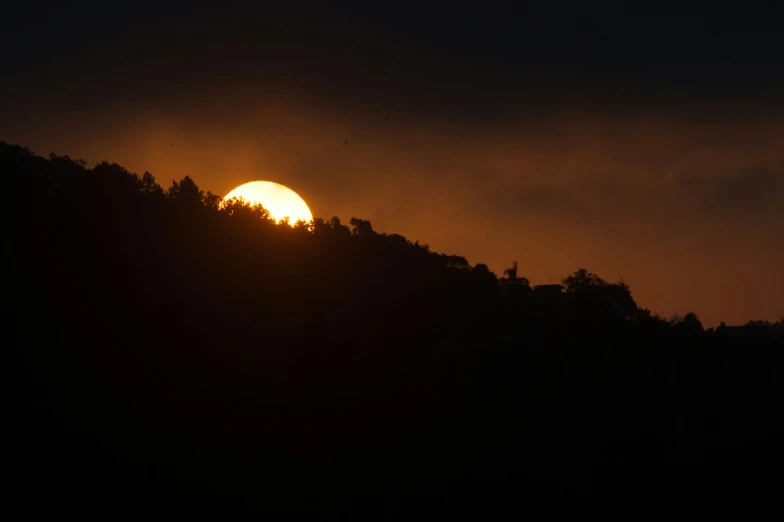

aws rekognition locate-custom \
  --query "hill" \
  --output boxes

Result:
[3,141,783,518]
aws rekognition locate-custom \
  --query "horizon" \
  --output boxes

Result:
[4,139,780,328]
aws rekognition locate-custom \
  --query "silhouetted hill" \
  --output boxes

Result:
[3,141,783,518]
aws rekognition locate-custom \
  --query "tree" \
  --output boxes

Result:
[445,255,470,270]
[219,196,271,221]
[316,216,351,237]
[501,261,530,287]
[499,261,531,303]
[561,269,639,320]
[669,312,704,336]
[202,191,221,211]
[562,268,606,292]
[349,217,374,237]
[292,219,314,232]
[470,263,499,288]
[167,176,204,205]
[138,171,163,197]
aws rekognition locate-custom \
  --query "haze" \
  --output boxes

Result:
[3,1,783,325]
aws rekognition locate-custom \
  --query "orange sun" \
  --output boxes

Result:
[223,181,313,225]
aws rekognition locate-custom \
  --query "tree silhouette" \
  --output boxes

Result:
[349,217,374,236]
[139,171,164,197]
[669,311,705,335]
[167,175,206,205]
[562,267,606,292]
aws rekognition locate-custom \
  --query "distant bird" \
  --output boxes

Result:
[344,139,348,145]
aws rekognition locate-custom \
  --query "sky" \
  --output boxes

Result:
[2,1,783,326]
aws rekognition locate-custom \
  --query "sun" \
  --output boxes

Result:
[223,181,313,225]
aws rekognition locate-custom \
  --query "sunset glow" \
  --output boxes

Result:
[223,181,313,225]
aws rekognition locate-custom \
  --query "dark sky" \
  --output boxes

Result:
[3,1,783,325]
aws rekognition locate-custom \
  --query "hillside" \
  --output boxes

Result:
[4,141,783,518]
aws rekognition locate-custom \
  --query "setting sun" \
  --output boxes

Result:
[223,181,313,225]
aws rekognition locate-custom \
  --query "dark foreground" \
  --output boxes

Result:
[5,142,783,518]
